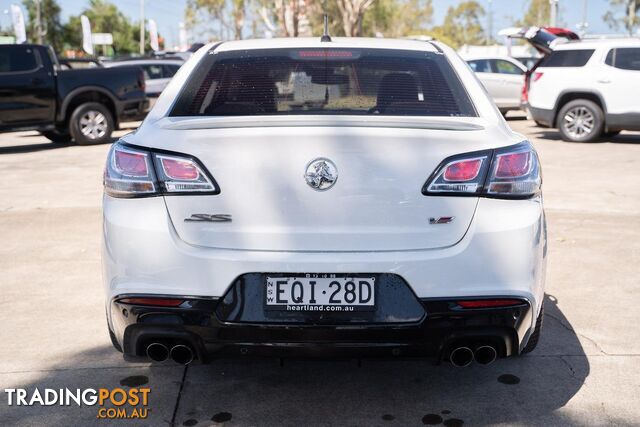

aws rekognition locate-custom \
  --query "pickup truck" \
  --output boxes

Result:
[0,44,148,145]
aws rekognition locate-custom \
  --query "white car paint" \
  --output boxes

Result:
[528,38,640,114]
[463,55,527,113]
[102,38,546,360]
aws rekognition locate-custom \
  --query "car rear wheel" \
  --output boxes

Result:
[557,99,603,143]
[69,102,114,145]
[40,129,71,144]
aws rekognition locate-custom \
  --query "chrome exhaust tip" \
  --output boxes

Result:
[474,345,497,365]
[170,344,194,365]
[146,342,169,362]
[449,346,474,367]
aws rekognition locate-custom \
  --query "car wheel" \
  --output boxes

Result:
[69,102,114,146]
[40,129,71,144]
[557,99,604,142]
[522,302,543,354]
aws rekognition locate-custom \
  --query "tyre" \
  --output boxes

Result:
[40,129,71,144]
[556,99,604,142]
[522,302,543,354]
[68,102,114,145]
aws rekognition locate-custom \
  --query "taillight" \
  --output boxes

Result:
[104,142,219,198]
[423,142,541,199]
[423,152,491,195]
[532,72,544,82]
[104,145,157,197]
[154,154,216,193]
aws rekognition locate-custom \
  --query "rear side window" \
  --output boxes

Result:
[0,46,39,73]
[171,48,476,117]
[163,64,180,77]
[539,49,594,67]
[143,64,163,79]
[491,59,524,75]
[467,59,491,73]
[605,48,640,71]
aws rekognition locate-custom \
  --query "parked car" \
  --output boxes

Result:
[0,44,147,145]
[510,27,640,141]
[103,37,546,367]
[58,57,103,70]
[463,55,527,115]
[104,59,183,97]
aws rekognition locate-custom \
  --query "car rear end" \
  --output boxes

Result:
[102,38,546,366]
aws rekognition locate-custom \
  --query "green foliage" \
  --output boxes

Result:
[427,1,485,48]
[604,0,639,35]
[362,0,433,37]
[519,0,550,26]
[63,0,150,55]
[22,0,65,51]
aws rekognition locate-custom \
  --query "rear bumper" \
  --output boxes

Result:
[110,295,533,362]
[103,195,547,361]
[528,106,554,127]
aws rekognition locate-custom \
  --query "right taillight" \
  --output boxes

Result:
[423,142,541,199]
[104,141,219,198]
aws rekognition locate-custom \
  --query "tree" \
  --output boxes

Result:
[519,0,550,26]
[604,0,639,35]
[23,0,64,51]
[428,1,485,49]
[335,0,375,36]
[63,0,143,55]
[186,0,247,39]
[362,0,433,37]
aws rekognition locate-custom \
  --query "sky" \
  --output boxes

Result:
[0,0,627,49]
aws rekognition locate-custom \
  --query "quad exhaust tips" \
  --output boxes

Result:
[474,345,497,365]
[449,346,474,367]
[170,344,194,365]
[146,342,194,365]
[146,343,169,362]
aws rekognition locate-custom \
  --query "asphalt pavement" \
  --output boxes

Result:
[0,116,639,426]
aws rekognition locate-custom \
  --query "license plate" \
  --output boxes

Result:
[265,275,375,312]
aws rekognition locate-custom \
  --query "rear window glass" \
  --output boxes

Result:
[539,49,594,67]
[170,48,476,117]
[605,48,640,71]
[0,46,39,73]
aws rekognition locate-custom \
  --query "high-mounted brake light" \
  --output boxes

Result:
[104,142,219,198]
[423,142,541,198]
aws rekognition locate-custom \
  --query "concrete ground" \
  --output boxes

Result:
[0,116,639,426]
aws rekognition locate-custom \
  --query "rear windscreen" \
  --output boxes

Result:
[170,48,476,117]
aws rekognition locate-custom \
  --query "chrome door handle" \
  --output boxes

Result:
[597,79,611,84]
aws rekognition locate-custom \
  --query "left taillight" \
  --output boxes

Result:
[423,142,541,199]
[104,142,218,198]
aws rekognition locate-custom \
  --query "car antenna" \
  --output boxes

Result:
[320,14,332,42]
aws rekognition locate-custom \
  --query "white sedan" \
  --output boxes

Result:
[102,37,546,368]
[464,55,528,115]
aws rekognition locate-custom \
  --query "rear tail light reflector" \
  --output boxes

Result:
[118,298,185,307]
[457,299,523,308]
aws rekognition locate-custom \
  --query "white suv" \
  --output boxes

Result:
[527,38,640,142]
